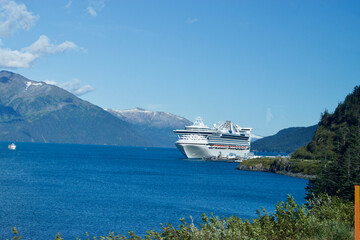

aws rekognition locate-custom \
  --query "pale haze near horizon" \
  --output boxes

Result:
[0,0,359,136]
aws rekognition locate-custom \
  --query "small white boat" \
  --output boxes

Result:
[8,143,16,150]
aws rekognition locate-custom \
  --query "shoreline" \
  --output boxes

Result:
[236,160,317,180]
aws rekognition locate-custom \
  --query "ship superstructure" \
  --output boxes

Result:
[174,117,252,160]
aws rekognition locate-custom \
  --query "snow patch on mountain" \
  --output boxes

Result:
[105,107,192,129]
[25,81,43,90]
[251,133,263,139]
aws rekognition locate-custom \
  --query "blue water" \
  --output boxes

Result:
[0,142,308,239]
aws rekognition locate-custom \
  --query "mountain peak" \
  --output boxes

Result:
[0,71,149,146]
[105,108,192,129]
[0,70,14,75]
[105,107,192,147]
[0,71,83,121]
[0,71,16,83]
[0,71,41,86]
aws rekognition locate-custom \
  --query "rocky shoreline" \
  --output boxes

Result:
[236,160,316,180]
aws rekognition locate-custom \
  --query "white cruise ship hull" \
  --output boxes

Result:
[176,143,212,158]
[176,143,249,159]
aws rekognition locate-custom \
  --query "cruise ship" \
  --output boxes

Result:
[173,117,252,159]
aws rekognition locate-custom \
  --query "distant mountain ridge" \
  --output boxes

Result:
[0,71,192,147]
[251,124,318,153]
[106,108,192,148]
[0,71,149,146]
[106,108,191,129]
[250,133,263,142]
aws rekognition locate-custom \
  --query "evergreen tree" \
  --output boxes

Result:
[302,86,360,201]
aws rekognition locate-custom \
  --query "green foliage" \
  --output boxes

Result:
[307,193,354,226]
[292,88,360,160]
[296,86,360,200]
[55,233,64,240]
[238,157,276,169]
[239,157,321,177]
[288,159,322,175]
[304,193,354,240]
[252,195,308,240]
[292,146,315,159]
[7,194,354,240]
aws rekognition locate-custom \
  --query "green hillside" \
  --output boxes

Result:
[293,86,360,200]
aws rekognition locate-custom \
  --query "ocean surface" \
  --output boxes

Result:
[0,142,308,239]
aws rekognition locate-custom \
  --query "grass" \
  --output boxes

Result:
[237,157,276,168]
[238,157,322,177]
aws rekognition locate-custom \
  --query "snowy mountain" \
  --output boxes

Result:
[106,108,192,148]
[0,71,196,148]
[106,108,192,129]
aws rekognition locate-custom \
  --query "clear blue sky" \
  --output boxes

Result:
[1,0,359,136]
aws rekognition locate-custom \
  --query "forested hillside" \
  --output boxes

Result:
[293,86,360,200]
